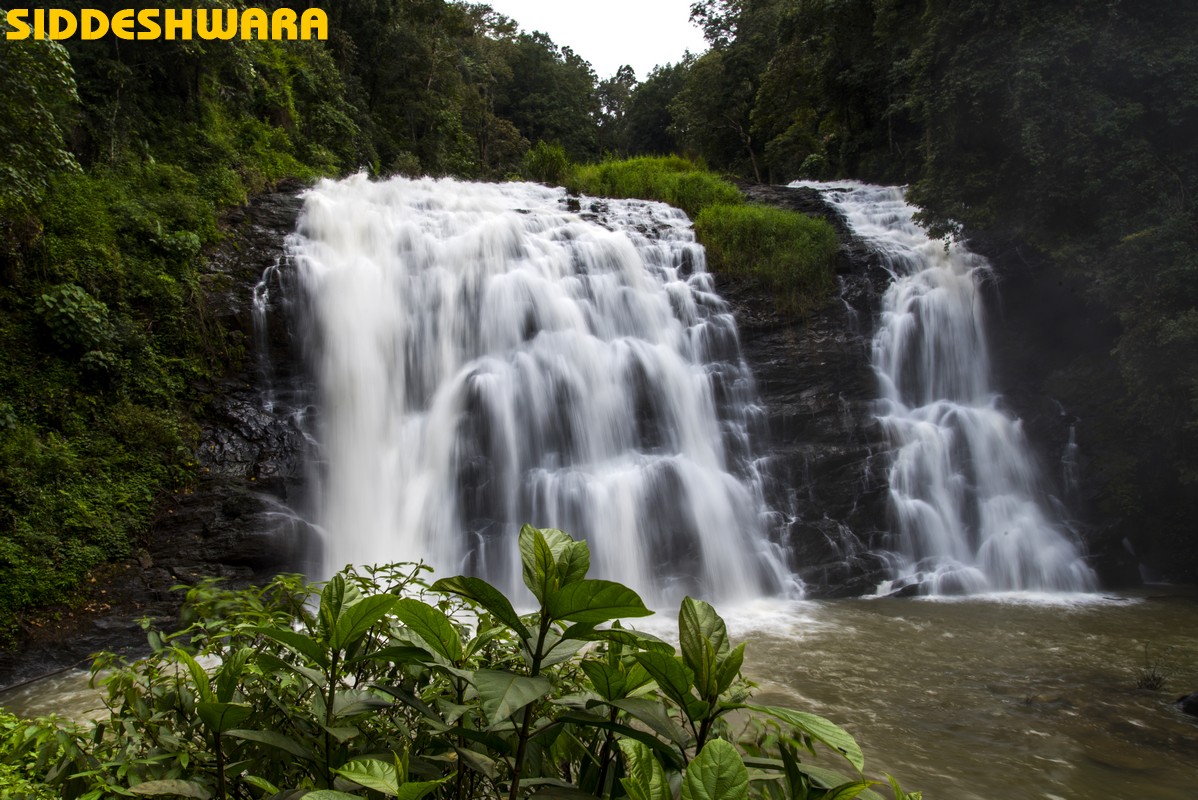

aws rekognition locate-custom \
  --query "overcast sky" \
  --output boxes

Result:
[483,0,709,81]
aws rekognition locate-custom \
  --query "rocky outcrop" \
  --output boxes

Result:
[721,184,896,597]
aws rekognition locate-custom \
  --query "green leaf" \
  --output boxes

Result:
[242,776,280,796]
[715,643,745,695]
[172,648,213,703]
[227,729,316,760]
[215,647,252,703]
[546,579,652,624]
[393,598,463,662]
[680,739,748,800]
[331,688,393,719]
[303,792,362,800]
[196,701,252,734]
[432,575,530,640]
[822,781,879,800]
[130,780,212,799]
[251,625,329,668]
[334,758,401,795]
[256,652,327,688]
[555,539,591,587]
[618,739,671,800]
[520,525,561,603]
[609,698,691,749]
[318,574,360,642]
[559,624,673,653]
[554,711,683,767]
[634,651,695,712]
[332,594,397,652]
[473,669,552,723]
[581,660,625,701]
[394,775,455,800]
[740,704,865,773]
[679,597,729,698]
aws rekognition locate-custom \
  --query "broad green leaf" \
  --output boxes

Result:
[130,780,212,799]
[331,688,393,719]
[392,598,463,662]
[215,647,252,703]
[251,625,329,668]
[196,701,252,734]
[715,643,745,695]
[334,758,401,795]
[256,652,326,688]
[454,746,500,779]
[373,684,445,726]
[679,597,729,699]
[555,539,590,587]
[303,792,362,800]
[520,525,561,603]
[546,579,651,624]
[560,624,673,653]
[227,728,316,760]
[581,661,625,701]
[172,649,213,703]
[618,739,671,800]
[332,594,397,652]
[680,739,748,800]
[473,669,552,723]
[554,711,683,767]
[634,651,695,711]
[346,645,430,667]
[610,697,691,749]
[394,775,455,800]
[741,704,865,773]
[318,574,360,642]
[886,773,921,800]
[242,776,280,795]
[432,575,530,640]
[822,781,879,800]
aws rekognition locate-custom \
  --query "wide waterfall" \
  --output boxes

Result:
[796,181,1096,594]
[286,175,790,606]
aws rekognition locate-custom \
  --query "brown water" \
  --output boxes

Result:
[726,590,1198,799]
[3,591,1196,798]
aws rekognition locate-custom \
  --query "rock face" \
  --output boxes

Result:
[724,184,896,597]
[0,185,313,690]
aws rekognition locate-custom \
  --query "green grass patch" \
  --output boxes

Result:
[567,155,743,218]
[694,203,840,313]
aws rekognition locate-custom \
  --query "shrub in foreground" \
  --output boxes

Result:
[0,526,919,800]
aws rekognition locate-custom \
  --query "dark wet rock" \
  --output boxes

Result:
[1175,693,1198,717]
[721,183,894,597]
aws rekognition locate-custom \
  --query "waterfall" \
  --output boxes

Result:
[795,181,1095,594]
[285,175,790,606]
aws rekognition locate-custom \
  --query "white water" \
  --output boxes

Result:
[794,181,1095,594]
[287,175,790,605]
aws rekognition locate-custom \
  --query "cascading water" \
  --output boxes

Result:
[286,175,790,606]
[794,181,1095,594]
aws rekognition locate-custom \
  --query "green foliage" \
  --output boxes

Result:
[569,156,743,218]
[521,142,571,185]
[695,204,840,313]
[0,15,80,220]
[0,528,919,800]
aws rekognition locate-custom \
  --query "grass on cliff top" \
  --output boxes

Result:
[547,152,840,313]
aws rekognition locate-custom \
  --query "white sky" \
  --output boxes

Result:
[483,0,709,81]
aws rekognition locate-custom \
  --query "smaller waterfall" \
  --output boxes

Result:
[285,175,792,606]
[795,181,1095,594]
